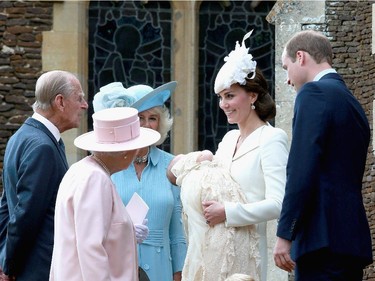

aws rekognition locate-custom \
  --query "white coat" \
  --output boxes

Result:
[215,124,289,281]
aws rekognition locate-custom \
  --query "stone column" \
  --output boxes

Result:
[170,0,200,154]
[267,0,326,139]
[42,1,89,164]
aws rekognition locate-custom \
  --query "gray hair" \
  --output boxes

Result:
[32,70,79,111]
[148,105,173,145]
[92,151,127,158]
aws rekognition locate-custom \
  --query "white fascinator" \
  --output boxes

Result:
[214,30,257,94]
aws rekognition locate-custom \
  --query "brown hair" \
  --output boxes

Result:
[240,68,276,121]
[285,30,333,65]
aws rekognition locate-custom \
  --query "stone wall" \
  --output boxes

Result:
[0,1,53,187]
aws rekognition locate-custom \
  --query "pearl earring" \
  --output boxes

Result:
[124,155,128,160]
[251,103,256,110]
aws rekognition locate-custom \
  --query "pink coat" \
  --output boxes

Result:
[50,156,138,281]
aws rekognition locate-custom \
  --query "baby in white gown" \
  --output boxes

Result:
[167,150,260,281]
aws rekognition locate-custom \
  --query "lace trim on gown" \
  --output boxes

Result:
[172,152,261,281]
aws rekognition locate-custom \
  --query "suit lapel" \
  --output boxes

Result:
[25,118,69,169]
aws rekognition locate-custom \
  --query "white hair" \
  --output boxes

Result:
[33,70,78,111]
[148,105,173,145]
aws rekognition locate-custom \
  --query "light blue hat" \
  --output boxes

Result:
[93,81,176,113]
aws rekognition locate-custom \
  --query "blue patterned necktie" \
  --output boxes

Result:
[58,138,65,153]
[58,138,69,168]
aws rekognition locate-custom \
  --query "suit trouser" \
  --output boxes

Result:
[295,248,364,281]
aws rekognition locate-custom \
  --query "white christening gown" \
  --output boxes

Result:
[171,151,261,281]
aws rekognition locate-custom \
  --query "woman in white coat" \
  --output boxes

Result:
[202,30,289,281]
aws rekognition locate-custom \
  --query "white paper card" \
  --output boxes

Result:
[126,192,149,225]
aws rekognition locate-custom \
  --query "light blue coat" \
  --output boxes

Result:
[112,146,187,281]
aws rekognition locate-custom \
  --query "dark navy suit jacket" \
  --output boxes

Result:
[0,118,68,280]
[277,73,373,266]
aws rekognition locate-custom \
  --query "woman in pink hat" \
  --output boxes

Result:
[93,82,187,281]
[49,107,160,281]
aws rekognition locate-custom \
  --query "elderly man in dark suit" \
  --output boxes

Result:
[273,30,373,280]
[0,70,88,280]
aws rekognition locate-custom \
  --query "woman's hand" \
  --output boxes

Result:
[173,271,182,281]
[202,200,226,227]
[134,219,149,244]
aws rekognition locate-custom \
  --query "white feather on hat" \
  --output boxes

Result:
[214,30,257,94]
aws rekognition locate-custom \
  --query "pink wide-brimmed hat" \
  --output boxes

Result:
[74,107,160,152]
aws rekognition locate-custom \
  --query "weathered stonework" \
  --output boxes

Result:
[0,1,53,172]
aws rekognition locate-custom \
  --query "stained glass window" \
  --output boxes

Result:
[198,0,276,151]
[88,1,275,153]
[88,0,172,151]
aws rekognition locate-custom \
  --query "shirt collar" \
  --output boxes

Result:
[32,112,61,142]
[313,68,337,81]
[148,145,160,166]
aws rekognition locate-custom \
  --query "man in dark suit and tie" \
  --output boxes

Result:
[0,70,88,280]
[273,30,373,280]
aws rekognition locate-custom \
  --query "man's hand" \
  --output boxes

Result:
[0,268,15,281]
[273,237,296,272]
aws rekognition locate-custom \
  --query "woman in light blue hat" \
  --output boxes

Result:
[93,82,187,281]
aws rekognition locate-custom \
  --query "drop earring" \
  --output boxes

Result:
[124,155,128,160]
[251,103,255,110]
